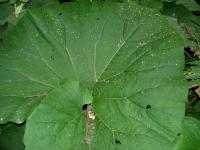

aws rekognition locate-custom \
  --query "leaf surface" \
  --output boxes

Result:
[174,117,200,150]
[162,1,200,50]
[0,2,187,149]
[176,0,200,11]
[0,123,25,150]
[130,0,162,10]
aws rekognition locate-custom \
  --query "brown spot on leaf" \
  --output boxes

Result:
[84,105,95,150]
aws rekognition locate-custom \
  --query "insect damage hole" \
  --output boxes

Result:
[177,133,181,136]
[82,104,95,120]
[115,139,122,145]
[146,104,151,109]
[82,104,88,111]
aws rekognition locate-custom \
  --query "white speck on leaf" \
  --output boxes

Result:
[137,42,147,48]
[16,118,23,124]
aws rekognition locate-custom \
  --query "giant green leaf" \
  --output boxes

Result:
[174,117,200,150]
[0,1,187,149]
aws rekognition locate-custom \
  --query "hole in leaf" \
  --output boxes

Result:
[177,133,181,136]
[146,105,151,109]
[58,12,62,16]
[187,79,192,81]
[59,0,73,3]
[82,104,88,111]
[115,139,121,145]
[97,17,100,20]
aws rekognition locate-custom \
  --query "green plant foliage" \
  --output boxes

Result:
[130,0,162,10]
[0,1,185,149]
[90,0,163,10]
[25,0,59,8]
[176,0,200,11]
[0,0,59,41]
[174,117,200,150]
[161,1,200,49]
[0,1,191,149]
[0,2,16,40]
[0,123,25,150]
[185,59,200,85]
[102,0,163,10]
[0,2,13,21]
